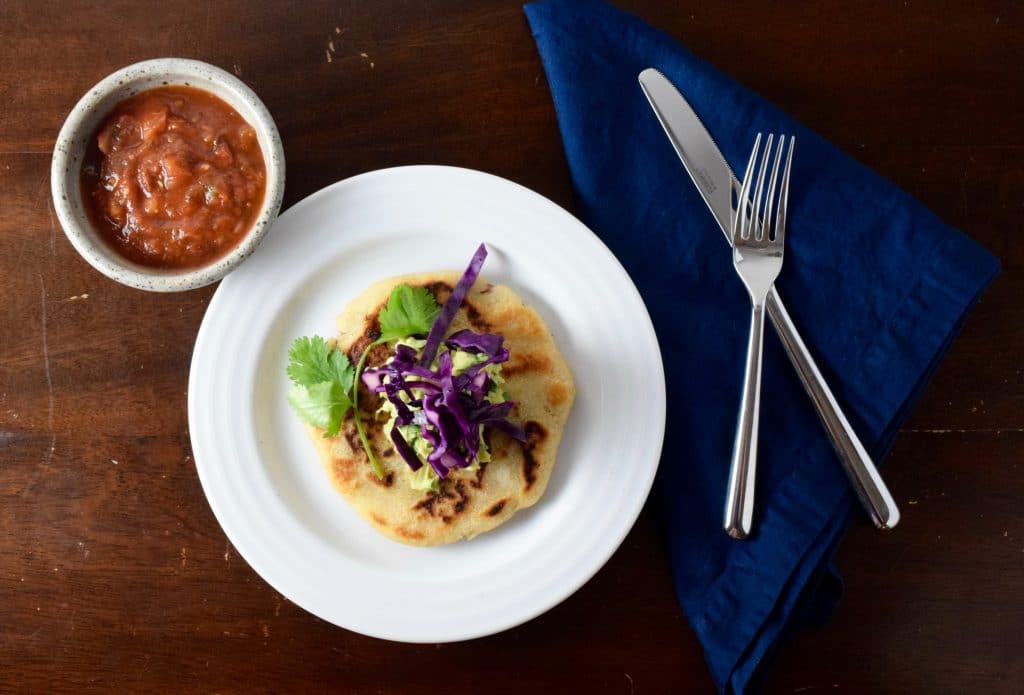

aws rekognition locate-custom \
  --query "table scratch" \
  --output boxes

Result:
[19,625,43,640]
[39,276,55,465]
[203,4,212,46]
[45,200,57,256]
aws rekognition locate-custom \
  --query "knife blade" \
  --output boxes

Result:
[638,67,900,530]
[638,69,737,235]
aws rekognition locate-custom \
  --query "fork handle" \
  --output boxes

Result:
[766,286,900,529]
[724,301,767,539]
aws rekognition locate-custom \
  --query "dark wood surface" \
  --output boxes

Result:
[1,1,1021,692]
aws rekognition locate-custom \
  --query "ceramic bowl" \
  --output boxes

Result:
[51,58,285,292]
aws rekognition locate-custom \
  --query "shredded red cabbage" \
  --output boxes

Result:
[419,243,488,368]
[445,329,504,356]
[360,244,527,479]
[390,427,421,472]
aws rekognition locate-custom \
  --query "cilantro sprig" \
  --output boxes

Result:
[286,284,441,479]
[286,337,354,438]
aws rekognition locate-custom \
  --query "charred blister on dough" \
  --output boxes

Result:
[490,308,544,339]
[413,480,470,522]
[465,302,492,332]
[331,456,357,484]
[520,420,548,491]
[502,352,552,377]
[343,426,364,457]
[469,460,488,489]
[395,526,425,541]
[423,281,453,304]
[368,471,394,488]
[546,381,570,406]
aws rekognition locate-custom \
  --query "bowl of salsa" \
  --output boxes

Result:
[51,58,285,291]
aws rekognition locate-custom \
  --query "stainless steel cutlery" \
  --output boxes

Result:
[724,133,793,539]
[638,68,900,535]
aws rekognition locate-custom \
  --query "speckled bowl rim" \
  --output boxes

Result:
[51,58,285,292]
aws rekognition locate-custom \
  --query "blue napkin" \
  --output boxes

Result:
[524,1,999,692]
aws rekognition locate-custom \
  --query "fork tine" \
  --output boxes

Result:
[750,134,774,241]
[773,136,795,245]
[762,134,785,242]
[737,133,761,240]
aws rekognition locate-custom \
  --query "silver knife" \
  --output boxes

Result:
[639,67,900,529]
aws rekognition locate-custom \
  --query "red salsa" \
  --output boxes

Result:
[81,86,267,269]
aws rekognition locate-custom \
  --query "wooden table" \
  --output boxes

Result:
[2,2,1020,692]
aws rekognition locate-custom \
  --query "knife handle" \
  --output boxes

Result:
[765,287,901,529]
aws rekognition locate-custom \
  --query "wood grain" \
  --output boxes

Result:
[0,1,1020,693]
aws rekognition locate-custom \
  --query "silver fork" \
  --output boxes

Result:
[724,133,795,539]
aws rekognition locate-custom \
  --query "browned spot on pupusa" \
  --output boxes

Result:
[486,499,507,517]
[520,420,548,491]
[343,423,362,453]
[490,308,543,339]
[453,482,469,513]
[346,319,380,365]
[502,352,552,377]
[395,526,425,541]
[347,334,390,372]
[464,301,492,332]
[469,460,488,489]
[370,513,388,527]
[414,480,470,523]
[368,471,394,488]
[343,416,386,470]
[423,281,452,304]
[546,381,569,406]
[342,427,378,470]
[331,456,356,484]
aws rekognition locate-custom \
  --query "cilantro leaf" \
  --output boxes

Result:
[287,381,351,438]
[287,336,345,387]
[377,285,441,341]
[328,348,355,393]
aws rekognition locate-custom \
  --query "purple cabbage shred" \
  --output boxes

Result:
[419,243,488,368]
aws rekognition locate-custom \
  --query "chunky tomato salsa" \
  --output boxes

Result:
[81,86,266,269]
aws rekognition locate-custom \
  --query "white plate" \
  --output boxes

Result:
[188,165,665,642]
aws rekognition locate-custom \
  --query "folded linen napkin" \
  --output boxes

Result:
[524,1,1000,691]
